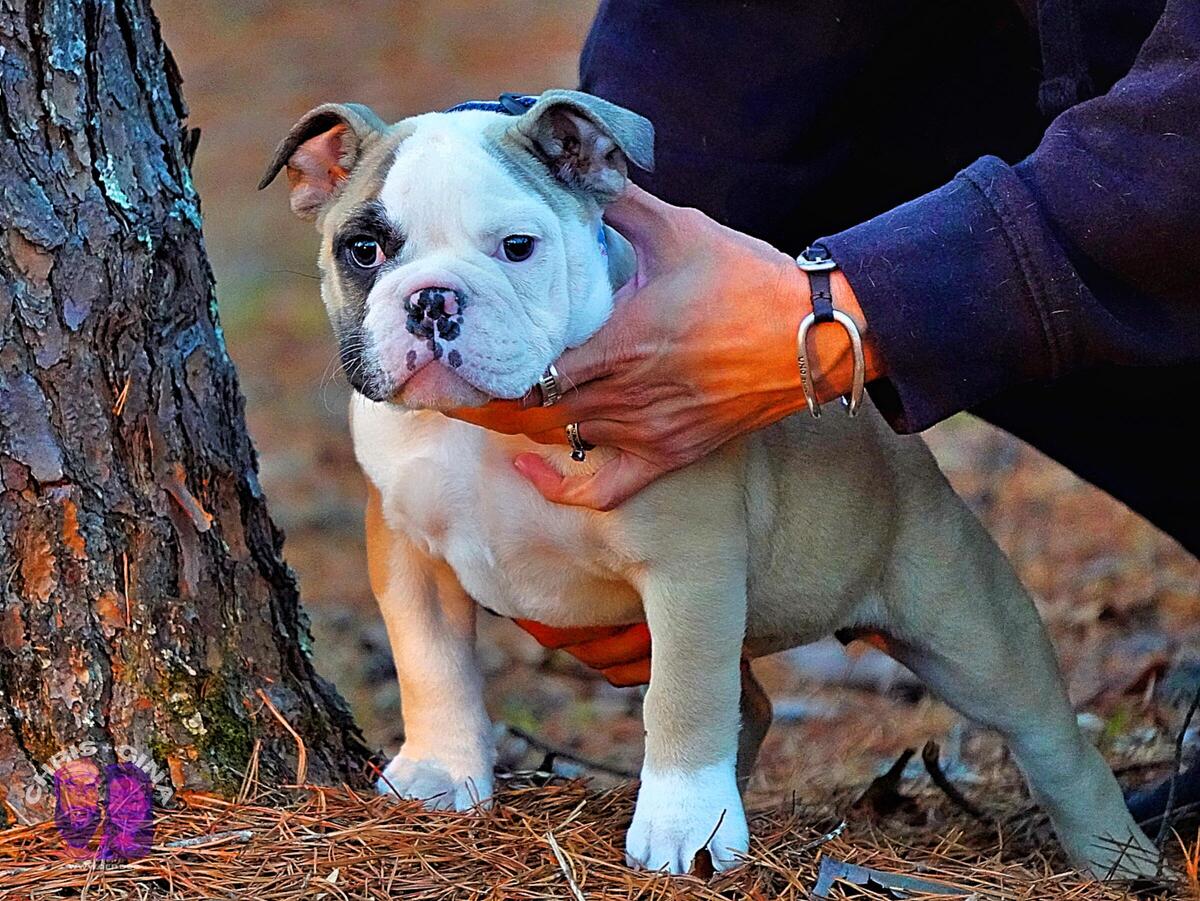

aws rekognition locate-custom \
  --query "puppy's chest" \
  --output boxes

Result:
[355,407,643,626]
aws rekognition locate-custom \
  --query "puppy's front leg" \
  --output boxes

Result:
[627,552,750,874]
[366,485,494,810]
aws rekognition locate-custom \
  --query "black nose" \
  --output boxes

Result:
[404,287,465,341]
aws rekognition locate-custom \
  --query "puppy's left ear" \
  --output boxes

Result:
[512,90,654,200]
[258,102,387,222]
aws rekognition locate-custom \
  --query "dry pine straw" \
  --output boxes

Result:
[0,772,1182,901]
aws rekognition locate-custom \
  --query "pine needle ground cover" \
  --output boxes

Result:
[3,766,1193,900]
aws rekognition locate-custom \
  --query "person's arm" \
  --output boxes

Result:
[822,0,1200,433]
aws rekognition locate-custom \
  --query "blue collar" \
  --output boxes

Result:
[444,92,537,116]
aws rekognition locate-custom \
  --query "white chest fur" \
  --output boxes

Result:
[350,398,644,627]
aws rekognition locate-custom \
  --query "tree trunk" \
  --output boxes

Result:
[0,0,369,823]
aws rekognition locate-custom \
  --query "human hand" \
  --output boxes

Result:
[514,619,651,687]
[450,184,879,509]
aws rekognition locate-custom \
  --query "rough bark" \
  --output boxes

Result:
[0,0,369,822]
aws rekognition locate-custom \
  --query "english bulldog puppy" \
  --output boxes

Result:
[260,90,1157,879]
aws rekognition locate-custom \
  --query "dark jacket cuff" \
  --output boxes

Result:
[820,155,1085,433]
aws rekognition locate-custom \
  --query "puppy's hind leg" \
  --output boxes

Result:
[737,659,772,791]
[879,498,1159,881]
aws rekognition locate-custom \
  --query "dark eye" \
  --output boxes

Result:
[501,235,535,262]
[346,236,384,269]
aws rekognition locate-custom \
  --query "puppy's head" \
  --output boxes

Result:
[260,91,653,409]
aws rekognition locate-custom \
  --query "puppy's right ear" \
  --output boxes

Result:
[258,103,386,221]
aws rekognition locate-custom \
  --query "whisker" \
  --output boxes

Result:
[269,268,322,282]
[560,368,581,396]
[319,345,362,413]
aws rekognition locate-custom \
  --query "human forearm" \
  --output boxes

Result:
[818,0,1200,433]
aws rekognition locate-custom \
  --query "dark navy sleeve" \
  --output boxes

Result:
[820,0,1200,433]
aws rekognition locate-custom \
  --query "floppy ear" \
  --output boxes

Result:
[258,103,387,221]
[511,89,654,200]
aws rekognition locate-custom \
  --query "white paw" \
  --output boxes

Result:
[375,748,493,811]
[626,759,749,874]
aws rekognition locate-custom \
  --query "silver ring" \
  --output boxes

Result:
[538,363,563,407]
[565,422,594,462]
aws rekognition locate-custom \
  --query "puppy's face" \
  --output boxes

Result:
[261,92,652,409]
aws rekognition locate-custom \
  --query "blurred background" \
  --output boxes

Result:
[155,0,1199,802]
